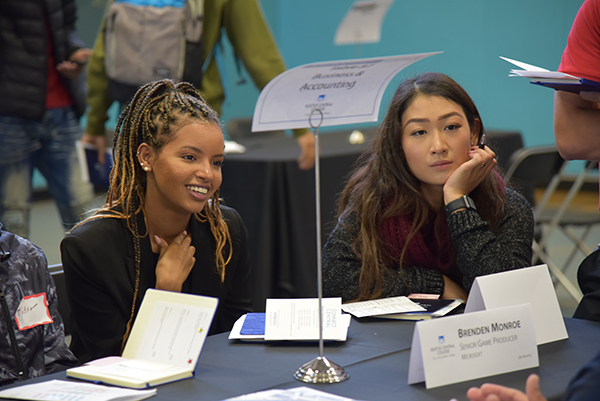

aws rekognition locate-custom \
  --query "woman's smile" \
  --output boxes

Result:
[187,184,210,200]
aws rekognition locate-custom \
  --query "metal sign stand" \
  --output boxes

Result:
[294,109,349,384]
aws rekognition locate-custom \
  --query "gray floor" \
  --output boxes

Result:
[30,193,106,267]
[29,194,600,318]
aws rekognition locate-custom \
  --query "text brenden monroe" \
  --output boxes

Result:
[458,320,521,338]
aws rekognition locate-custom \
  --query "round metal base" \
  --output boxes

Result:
[294,356,349,383]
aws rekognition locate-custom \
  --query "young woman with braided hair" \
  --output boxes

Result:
[61,79,252,363]
[322,73,534,303]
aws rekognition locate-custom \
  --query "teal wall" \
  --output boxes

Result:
[220,0,585,147]
[74,0,585,147]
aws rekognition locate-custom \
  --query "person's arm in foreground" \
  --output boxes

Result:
[554,90,600,161]
[463,374,546,401]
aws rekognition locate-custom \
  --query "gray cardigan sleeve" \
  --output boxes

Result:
[448,188,534,292]
[322,188,534,302]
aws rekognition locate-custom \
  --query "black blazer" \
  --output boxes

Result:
[60,206,252,363]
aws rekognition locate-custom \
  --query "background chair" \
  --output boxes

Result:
[486,130,525,173]
[504,145,600,302]
[48,263,71,336]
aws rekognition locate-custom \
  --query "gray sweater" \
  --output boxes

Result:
[322,188,534,302]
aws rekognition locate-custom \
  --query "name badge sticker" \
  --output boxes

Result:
[15,293,53,330]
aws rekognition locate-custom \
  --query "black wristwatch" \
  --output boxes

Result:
[444,195,477,218]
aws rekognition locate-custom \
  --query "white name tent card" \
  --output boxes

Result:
[251,52,441,132]
[465,264,568,345]
[265,298,344,341]
[334,0,394,45]
[408,304,539,389]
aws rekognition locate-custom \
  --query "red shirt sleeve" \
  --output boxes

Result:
[559,0,600,82]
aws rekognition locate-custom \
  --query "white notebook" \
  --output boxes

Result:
[67,289,218,389]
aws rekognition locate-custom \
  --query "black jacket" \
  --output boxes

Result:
[0,224,78,386]
[60,206,253,363]
[0,0,86,120]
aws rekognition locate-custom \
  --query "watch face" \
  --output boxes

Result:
[464,196,476,210]
[445,196,476,218]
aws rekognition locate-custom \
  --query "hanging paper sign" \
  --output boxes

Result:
[333,0,393,45]
[334,0,395,45]
[251,52,441,132]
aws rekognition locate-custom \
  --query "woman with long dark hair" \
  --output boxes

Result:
[323,72,533,302]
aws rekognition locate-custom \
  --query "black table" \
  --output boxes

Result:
[8,317,599,401]
[220,129,374,311]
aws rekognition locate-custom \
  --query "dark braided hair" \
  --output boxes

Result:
[77,79,231,349]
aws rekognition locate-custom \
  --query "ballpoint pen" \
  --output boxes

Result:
[479,133,486,149]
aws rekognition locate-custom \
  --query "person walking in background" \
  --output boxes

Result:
[0,0,94,239]
[83,0,315,171]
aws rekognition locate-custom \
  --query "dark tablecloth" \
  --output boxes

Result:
[6,317,598,401]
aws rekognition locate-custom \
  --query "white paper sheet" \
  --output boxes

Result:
[132,300,213,367]
[341,296,425,318]
[0,380,156,401]
[264,298,343,341]
[226,386,363,401]
[500,56,579,79]
[334,0,394,45]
